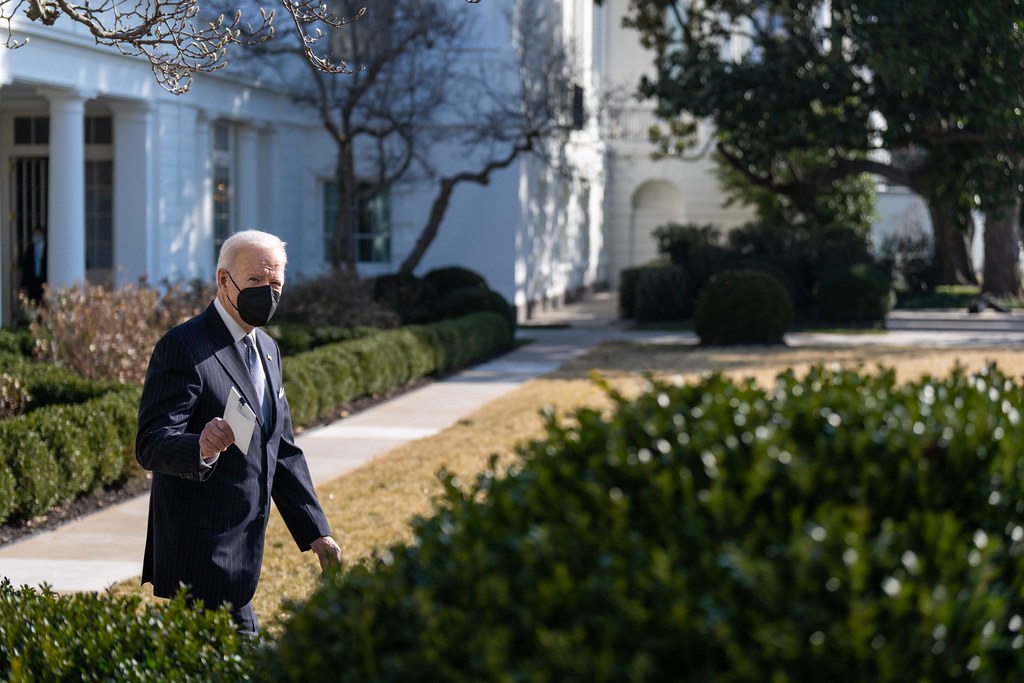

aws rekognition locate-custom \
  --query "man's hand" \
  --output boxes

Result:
[310,536,343,571]
[199,417,235,461]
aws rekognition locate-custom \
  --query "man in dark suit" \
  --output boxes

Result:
[136,229,342,634]
[19,226,46,302]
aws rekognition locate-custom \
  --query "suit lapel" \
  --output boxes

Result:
[205,305,266,432]
[254,329,279,432]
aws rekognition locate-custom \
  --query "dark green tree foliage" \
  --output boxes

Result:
[0,582,255,681]
[616,0,1024,293]
[265,364,1024,681]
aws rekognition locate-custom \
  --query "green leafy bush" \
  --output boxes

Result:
[267,322,378,357]
[816,262,894,326]
[618,263,658,319]
[428,287,516,341]
[0,327,33,357]
[654,222,731,298]
[633,265,688,323]
[694,269,793,344]
[372,273,440,325]
[0,352,119,412]
[283,312,511,427]
[276,270,401,330]
[0,581,255,681]
[0,387,140,524]
[423,266,488,298]
[264,365,1024,682]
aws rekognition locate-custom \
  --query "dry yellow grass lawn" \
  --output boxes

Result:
[115,341,1024,630]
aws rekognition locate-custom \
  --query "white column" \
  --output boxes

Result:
[110,101,153,287]
[194,111,215,274]
[236,124,260,231]
[41,88,91,289]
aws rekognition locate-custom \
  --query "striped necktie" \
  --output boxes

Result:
[242,335,267,423]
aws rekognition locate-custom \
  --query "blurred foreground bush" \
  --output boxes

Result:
[0,581,254,681]
[266,364,1024,682]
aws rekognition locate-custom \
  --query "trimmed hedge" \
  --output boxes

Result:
[0,351,121,411]
[0,312,512,527]
[423,266,488,298]
[283,312,512,426]
[265,364,1024,682]
[694,269,794,345]
[0,328,33,357]
[816,262,894,326]
[634,265,688,323]
[428,287,516,336]
[0,581,255,681]
[0,386,141,524]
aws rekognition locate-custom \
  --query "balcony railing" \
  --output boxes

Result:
[602,107,669,143]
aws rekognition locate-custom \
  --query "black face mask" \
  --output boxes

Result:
[226,272,280,327]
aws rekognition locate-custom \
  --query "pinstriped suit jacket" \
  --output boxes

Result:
[136,302,331,610]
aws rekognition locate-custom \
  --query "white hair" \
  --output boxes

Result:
[217,230,288,272]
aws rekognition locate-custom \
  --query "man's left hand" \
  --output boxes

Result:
[310,535,342,571]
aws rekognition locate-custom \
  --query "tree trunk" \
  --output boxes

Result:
[981,199,1022,297]
[928,201,977,286]
[398,139,534,277]
[399,177,457,277]
[332,140,357,271]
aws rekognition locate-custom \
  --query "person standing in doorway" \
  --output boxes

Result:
[20,226,46,302]
[136,229,342,635]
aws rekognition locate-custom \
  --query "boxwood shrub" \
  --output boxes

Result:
[283,312,511,427]
[633,264,688,323]
[0,352,121,412]
[264,364,1024,682]
[0,386,141,524]
[423,266,488,298]
[816,262,895,326]
[694,269,794,345]
[0,581,254,681]
[428,287,516,337]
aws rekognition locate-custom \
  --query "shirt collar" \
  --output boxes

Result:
[213,297,252,344]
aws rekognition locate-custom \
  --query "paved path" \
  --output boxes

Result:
[1,292,1022,592]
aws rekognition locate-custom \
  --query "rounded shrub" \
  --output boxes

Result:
[372,273,440,325]
[429,287,516,342]
[264,365,1024,682]
[423,266,488,298]
[633,265,689,323]
[694,269,793,345]
[815,262,894,326]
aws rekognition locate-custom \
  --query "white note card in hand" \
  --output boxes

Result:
[224,386,257,453]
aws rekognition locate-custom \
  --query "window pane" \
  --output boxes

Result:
[35,118,49,145]
[85,116,113,145]
[85,160,114,269]
[213,123,230,152]
[14,117,30,145]
[213,163,231,251]
[323,181,339,261]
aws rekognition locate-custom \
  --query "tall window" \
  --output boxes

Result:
[85,116,114,285]
[322,181,391,264]
[212,122,233,258]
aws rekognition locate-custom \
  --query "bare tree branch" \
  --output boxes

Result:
[1,0,481,93]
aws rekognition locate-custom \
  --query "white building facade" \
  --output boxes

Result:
[0,0,783,325]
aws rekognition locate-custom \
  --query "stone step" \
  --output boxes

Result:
[886,311,1024,332]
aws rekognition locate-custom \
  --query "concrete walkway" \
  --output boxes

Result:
[1,292,1023,592]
